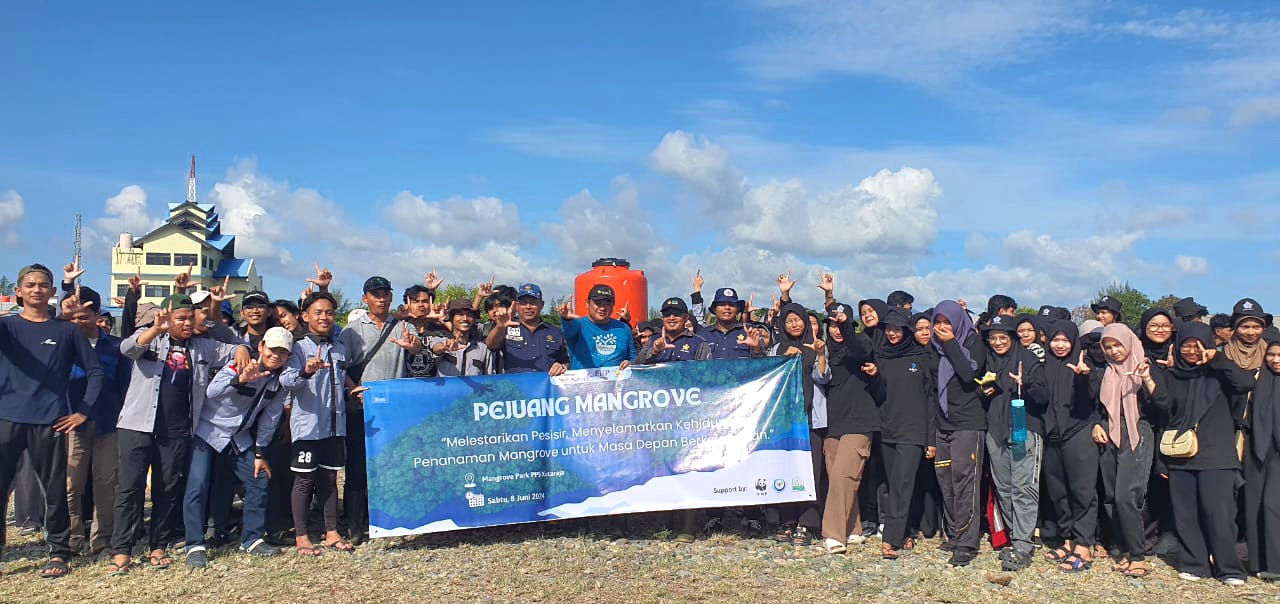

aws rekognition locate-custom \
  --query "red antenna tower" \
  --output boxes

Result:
[187,155,197,203]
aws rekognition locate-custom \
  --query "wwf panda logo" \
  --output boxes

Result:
[755,478,767,493]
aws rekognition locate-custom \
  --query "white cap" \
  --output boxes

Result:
[190,290,212,305]
[263,326,294,351]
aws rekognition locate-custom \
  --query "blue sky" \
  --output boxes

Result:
[2,1,1277,314]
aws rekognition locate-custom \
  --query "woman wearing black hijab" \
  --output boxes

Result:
[1137,307,1178,554]
[1245,340,1280,579]
[871,308,935,559]
[1039,320,1101,570]
[772,302,826,546]
[821,305,881,553]
[1150,322,1256,584]
[979,314,1049,571]
[858,298,890,350]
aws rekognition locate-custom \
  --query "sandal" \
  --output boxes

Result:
[107,561,131,576]
[1122,563,1151,578]
[774,523,795,543]
[790,526,812,547]
[1045,547,1071,562]
[882,544,900,560]
[147,554,173,569]
[295,545,324,556]
[1060,555,1092,573]
[41,557,70,579]
[901,538,916,551]
[824,538,847,554]
[323,539,355,552]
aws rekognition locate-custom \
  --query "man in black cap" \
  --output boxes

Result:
[236,290,276,349]
[1091,296,1123,326]
[693,288,766,360]
[0,263,104,578]
[556,284,634,369]
[1174,297,1209,324]
[338,274,422,545]
[635,297,700,365]
[485,283,568,376]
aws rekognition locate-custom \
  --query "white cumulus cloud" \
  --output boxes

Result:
[1174,254,1210,275]
[385,192,524,246]
[650,131,748,212]
[0,190,25,245]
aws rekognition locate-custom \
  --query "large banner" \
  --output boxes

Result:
[361,356,815,538]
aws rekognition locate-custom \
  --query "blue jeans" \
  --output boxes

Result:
[183,438,269,550]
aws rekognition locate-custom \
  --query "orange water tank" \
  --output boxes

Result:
[574,258,648,321]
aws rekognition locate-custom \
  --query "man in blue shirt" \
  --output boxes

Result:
[485,283,569,375]
[694,288,767,360]
[556,284,633,370]
[636,297,700,364]
[0,263,104,578]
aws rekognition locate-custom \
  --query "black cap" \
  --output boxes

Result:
[1091,295,1122,315]
[1232,298,1272,327]
[242,291,271,307]
[363,276,392,293]
[981,314,1017,333]
[1174,297,1207,320]
[587,284,615,302]
[659,297,688,314]
[825,302,851,318]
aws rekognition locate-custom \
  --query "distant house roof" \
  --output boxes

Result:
[213,258,252,278]
[167,202,216,213]
[207,234,235,251]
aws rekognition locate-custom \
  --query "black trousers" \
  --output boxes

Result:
[264,437,294,535]
[1099,421,1152,560]
[344,408,369,540]
[913,453,943,538]
[1168,468,1245,580]
[880,441,922,549]
[1245,452,1280,574]
[935,429,985,553]
[110,429,190,555]
[1043,429,1100,546]
[0,420,71,559]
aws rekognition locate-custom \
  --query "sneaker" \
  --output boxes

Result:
[1178,572,1203,582]
[948,550,977,567]
[185,548,208,569]
[847,533,867,545]
[241,539,281,557]
[1258,571,1280,582]
[1222,577,1246,586]
[742,519,764,539]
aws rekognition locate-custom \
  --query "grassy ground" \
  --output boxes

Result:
[3,519,1278,604]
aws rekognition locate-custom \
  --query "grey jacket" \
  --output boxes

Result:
[279,335,349,442]
[201,364,287,454]
[117,330,244,435]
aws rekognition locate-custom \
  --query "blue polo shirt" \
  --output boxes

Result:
[562,317,634,369]
[501,321,567,373]
[695,323,756,359]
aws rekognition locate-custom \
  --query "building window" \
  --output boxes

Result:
[146,253,171,266]
[173,253,198,267]
[144,285,171,298]
[117,284,130,298]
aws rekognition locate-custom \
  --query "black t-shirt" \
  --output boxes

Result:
[154,341,193,438]
[406,322,446,378]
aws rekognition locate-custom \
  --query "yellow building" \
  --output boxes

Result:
[109,199,264,305]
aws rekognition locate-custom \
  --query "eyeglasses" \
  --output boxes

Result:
[1146,324,1173,332]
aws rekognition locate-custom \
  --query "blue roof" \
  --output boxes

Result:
[208,234,234,250]
[213,258,251,278]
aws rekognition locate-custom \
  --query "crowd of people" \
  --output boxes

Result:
[2,258,1279,589]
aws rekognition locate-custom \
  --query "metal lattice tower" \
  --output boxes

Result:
[187,155,197,203]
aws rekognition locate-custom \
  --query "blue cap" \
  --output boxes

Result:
[712,287,742,307]
[517,283,543,300]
